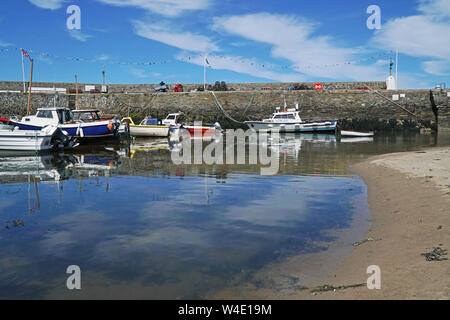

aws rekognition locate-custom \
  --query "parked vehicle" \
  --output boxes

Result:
[173,84,184,92]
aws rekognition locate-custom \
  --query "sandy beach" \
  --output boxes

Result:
[212,147,450,300]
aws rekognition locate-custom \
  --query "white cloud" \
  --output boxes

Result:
[422,60,450,76]
[96,54,110,61]
[418,0,450,19]
[212,13,385,80]
[129,67,149,78]
[133,20,219,53]
[0,40,12,47]
[28,0,67,10]
[372,0,450,77]
[68,29,92,42]
[179,54,304,82]
[96,0,211,17]
[372,16,450,61]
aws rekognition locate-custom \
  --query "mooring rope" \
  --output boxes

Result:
[210,91,246,124]
[240,92,256,120]
[370,90,419,119]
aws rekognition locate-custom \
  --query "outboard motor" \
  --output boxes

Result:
[51,128,78,149]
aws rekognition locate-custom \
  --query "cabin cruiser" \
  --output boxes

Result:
[10,107,120,139]
[244,107,337,133]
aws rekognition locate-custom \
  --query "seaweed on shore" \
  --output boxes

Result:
[310,283,365,293]
[421,247,448,261]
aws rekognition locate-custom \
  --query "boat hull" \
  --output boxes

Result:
[245,121,337,133]
[339,130,374,137]
[11,121,117,138]
[129,125,170,137]
[184,126,217,134]
[0,130,54,151]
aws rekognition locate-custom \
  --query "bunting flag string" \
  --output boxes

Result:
[0,46,392,73]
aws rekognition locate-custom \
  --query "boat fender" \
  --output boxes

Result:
[107,123,114,131]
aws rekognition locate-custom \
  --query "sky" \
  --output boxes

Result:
[0,0,449,88]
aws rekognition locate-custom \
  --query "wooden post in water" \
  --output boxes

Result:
[33,177,40,210]
[26,59,34,116]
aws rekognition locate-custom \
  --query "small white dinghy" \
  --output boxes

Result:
[0,125,60,151]
[339,130,374,137]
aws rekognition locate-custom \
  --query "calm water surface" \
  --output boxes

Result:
[0,132,448,299]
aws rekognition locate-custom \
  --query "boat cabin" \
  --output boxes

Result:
[162,112,184,126]
[263,108,302,123]
[139,117,163,126]
[21,107,74,126]
[72,110,101,122]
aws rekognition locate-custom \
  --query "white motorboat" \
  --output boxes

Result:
[162,112,222,135]
[245,107,337,133]
[0,125,62,151]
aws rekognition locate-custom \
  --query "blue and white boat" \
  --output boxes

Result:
[11,107,120,139]
[245,107,337,133]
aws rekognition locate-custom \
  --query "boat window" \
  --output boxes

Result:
[286,114,295,119]
[166,115,176,120]
[55,110,73,124]
[36,110,53,119]
[65,110,73,122]
[56,110,63,123]
[74,112,95,121]
[140,118,158,125]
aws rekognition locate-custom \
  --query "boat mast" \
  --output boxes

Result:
[26,59,34,116]
[75,74,79,110]
[395,48,399,89]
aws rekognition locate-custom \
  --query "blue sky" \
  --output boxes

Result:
[0,0,449,88]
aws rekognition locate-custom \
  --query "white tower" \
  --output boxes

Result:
[386,56,397,90]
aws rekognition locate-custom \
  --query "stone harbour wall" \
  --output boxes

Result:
[0,80,387,93]
[0,84,449,131]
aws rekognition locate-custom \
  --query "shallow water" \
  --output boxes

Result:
[0,131,448,299]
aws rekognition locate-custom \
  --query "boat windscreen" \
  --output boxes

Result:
[57,109,74,124]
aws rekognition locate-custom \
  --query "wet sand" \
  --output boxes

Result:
[211,147,450,299]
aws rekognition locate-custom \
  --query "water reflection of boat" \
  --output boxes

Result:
[340,137,374,143]
[340,130,374,137]
[265,133,336,147]
[0,153,75,182]
[0,148,122,183]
